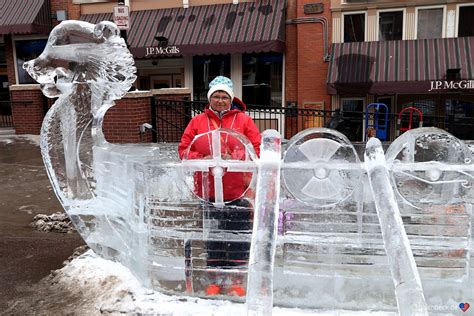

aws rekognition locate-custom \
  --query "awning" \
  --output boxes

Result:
[327,37,474,95]
[0,0,52,35]
[81,0,285,58]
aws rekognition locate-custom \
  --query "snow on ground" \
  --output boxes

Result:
[56,250,395,315]
[0,134,40,145]
[0,135,14,144]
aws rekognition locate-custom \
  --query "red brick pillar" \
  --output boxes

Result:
[10,84,47,135]
[103,91,153,143]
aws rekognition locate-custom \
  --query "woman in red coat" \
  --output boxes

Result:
[178,76,261,201]
[178,76,261,297]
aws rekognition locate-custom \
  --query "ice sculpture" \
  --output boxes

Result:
[247,130,281,316]
[25,20,473,315]
[365,138,428,315]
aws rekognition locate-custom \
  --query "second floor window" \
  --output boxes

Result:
[417,8,443,39]
[458,5,474,37]
[343,13,365,42]
[379,11,403,41]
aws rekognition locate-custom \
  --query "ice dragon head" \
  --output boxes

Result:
[23,20,136,101]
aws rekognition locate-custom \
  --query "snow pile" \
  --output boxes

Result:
[0,134,40,146]
[18,134,40,146]
[0,136,14,144]
[30,212,76,233]
[50,250,394,315]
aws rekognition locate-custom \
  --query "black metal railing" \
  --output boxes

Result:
[0,101,14,127]
[152,99,474,143]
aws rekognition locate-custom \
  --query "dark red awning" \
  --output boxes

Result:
[0,0,52,35]
[81,0,285,58]
[327,37,474,95]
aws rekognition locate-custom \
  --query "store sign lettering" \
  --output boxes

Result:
[145,46,180,56]
[429,80,474,91]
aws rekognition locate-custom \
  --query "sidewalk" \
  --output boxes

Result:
[0,136,84,312]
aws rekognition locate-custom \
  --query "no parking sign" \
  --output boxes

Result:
[113,5,130,30]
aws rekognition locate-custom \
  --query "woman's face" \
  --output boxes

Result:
[210,91,232,112]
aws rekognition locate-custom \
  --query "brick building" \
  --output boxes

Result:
[0,0,334,141]
[327,0,474,141]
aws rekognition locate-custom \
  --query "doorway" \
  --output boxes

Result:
[376,96,394,140]
[150,74,183,89]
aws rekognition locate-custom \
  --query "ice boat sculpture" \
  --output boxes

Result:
[25,20,473,315]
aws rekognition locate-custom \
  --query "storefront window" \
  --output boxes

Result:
[339,98,364,141]
[242,53,282,106]
[193,55,230,102]
[15,39,47,84]
[417,8,443,39]
[136,58,184,90]
[379,11,403,41]
[458,5,474,37]
[343,13,365,43]
[445,99,473,140]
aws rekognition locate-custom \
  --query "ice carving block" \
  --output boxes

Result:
[364,137,428,316]
[246,129,281,316]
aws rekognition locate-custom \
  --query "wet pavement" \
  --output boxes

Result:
[0,136,84,313]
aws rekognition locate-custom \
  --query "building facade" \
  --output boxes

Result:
[0,0,333,140]
[328,0,474,141]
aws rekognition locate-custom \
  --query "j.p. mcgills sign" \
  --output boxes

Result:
[429,80,474,91]
[145,46,180,56]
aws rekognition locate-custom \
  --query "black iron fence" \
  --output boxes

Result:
[152,99,474,143]
[0,101,13,128]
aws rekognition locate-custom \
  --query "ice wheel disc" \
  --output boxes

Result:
[282,128,362,206]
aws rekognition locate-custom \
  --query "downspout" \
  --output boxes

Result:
[286,17,331,62]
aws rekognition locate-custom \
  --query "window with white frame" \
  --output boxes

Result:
[343,12,365,43]
[458,5,474,37]
[379,11,403,41]
[417,7,444,39]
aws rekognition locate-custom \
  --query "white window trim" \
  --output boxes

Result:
[415,5,446,39]
[12,35,48,85]
[231,54,242,100]
[184,55,193,100]
[455,3,474,37]
[376,8,406,41]
[341,11,367,43]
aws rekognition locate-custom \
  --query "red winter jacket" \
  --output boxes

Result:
[178,98,261,201]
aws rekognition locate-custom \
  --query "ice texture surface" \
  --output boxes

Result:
[26,20,473,315]
[364,137,428,316]
[247,130,282,316]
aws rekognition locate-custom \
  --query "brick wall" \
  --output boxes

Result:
[50,0,81,25]
[10,86,46,135]
[103,92,153,143]
[67,1,82,20]
[285,0,332,112]
[5,35,16,85]
[285,0,298,106]
[9,87,159,144]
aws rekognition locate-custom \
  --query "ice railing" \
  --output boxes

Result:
[24,20,473,315]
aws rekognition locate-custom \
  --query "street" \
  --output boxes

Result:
[0,136,84,313]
